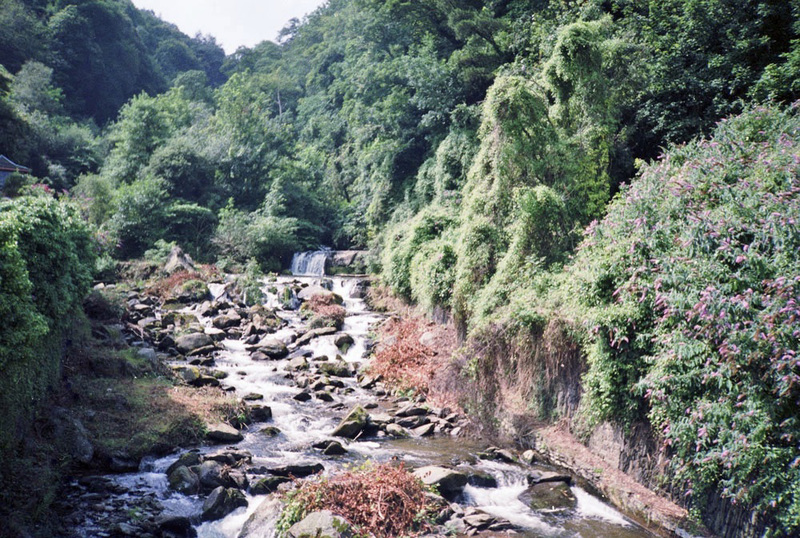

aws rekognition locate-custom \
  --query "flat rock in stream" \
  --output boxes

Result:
[413,466,468,495]
[206,423,244,443]
[294,326,337,347]
[318,361,352,378]
[267,462,324,478]
[155,515,196,538]
[175,333,213,354]
[250,476,292,495]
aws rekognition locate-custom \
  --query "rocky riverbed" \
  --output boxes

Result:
[54,257,656,538]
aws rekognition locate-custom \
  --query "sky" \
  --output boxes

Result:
[131,0,328,54]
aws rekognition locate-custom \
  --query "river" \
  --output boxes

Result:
[77,272,655,538]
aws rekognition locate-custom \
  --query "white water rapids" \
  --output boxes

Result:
[88,274,653,538]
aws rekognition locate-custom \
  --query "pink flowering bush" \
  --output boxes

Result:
[570,103,800,532]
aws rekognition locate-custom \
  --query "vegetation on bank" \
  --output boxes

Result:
[277,463,437,537]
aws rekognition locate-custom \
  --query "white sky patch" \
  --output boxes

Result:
[131,0,328,54]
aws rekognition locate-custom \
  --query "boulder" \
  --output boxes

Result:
[413,466,468,496]
[168,466,199,495]
[268,462,324,478]
[166,451,202,476]
[287,511,353,538]
[519,481,577,512]
[155,515,196,538]
[288,357,309,371]
[293,391,312,402]
[395,405,428,417]
[205,327,227,341]
[212,313,241,329]
[198,460,230,491]
[248,405,273,422]
[331,405,368,439]
[385,423,409,438]
[258,338,289,359]
[527,470,572,486]
[334,334,354,351]
[318,361,352,378]
[412,423,435,437]
[175,333,213,354]
[238,497,285,538]
[467,471,498,488]
[295,327,337,346]
[50,408,94,464]
[249,476,291,495]
[297,286,342,303]
[206,423,244,443]
[164,246,196,275]
[202,486,248,521]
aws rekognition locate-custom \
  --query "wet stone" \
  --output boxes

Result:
[268,462,324,478]
[293,391,312,402]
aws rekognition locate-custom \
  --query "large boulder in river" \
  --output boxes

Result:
[297,286,342,303]
[201,486,248,521]
[331,405,368,439]
[164,246,196,274]
[258,338,288,359]
[168,466,199,495]
[176,333,213,354]
[519,481,577,512]
[413,466,468,496]
[239,497,285,538]
[287,511,353,538]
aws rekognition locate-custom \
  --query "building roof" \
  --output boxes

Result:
[0,155,31,174]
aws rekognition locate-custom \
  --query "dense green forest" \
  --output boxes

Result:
[1,0,799,534]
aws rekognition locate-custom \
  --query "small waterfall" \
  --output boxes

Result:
[290,248,331,276]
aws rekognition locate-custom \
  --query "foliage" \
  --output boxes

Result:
[276,462,435,538]
[212,201,302,272]
[237,259,265,306]
[569,104,800,532]
[0,193,95,454]
[107,176,169,259]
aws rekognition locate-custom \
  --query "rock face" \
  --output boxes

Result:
[287,511,353,538]
[202,486,248,521]
[413,466,468,496]
[331,405,368,438]
[175,333,213,354]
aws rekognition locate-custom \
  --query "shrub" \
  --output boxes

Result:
[0,194,95,454]
[380,204,457,300]
[569,103,800,532]
[276,463,436,538]
[301,293,346,329]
